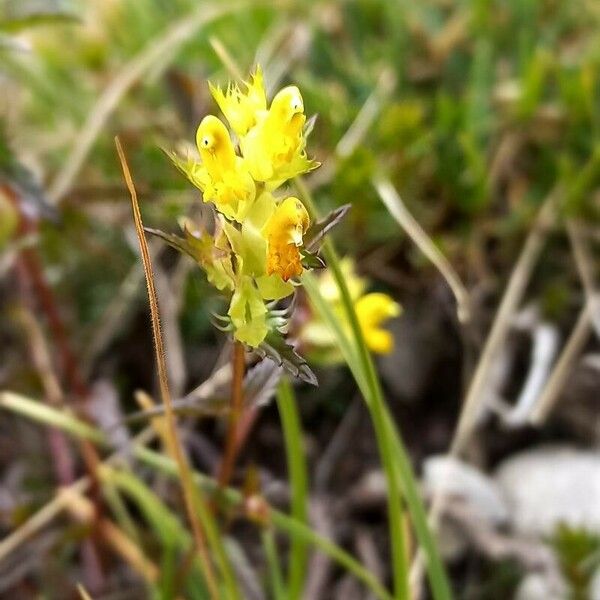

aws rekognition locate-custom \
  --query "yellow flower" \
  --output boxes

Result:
[241,86,318,184]
[318,258,367,303]
[301,260,401,360]
[354,293,401,354]
[262,197,310,281]
[195,115,255,222]
[164,66,325,352]
[209,67,266,137]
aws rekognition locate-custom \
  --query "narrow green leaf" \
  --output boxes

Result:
[277,379,309,599]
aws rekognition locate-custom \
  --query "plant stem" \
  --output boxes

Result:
[296,177,409,599]
[297,176,452,600]
[324,242,410,600]
[116,138,220,599]
[276,379,309,599]
[217,341,246,489]
[262,528,287,600]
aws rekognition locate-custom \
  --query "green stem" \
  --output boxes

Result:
[323,241,409,600]
[296,179,408,599]
[296,177,452,600]
[276,379,309,600]
[262,528,287,600]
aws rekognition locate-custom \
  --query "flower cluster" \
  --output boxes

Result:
[168,67,319,348]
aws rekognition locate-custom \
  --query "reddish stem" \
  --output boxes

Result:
[216,341,246,489]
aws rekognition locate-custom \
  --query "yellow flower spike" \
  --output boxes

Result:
[354,293,401,355]
[195,115,255,222]
[209,66,267,137]
[262,197,310,282]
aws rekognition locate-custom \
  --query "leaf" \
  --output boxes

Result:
[304,204,351,252]
[120,360,283,424]
[300,249,326,270]
[244,359,284,408]
[0,0,80,32]
[144,226,212,264]
[255,331,318,386]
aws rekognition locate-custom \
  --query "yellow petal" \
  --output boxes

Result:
[195,116,256,222]
[262,197,310,281]
[355,293,401,354]
[196,115,236,174]
[209,66,266,136]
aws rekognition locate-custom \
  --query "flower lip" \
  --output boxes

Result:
[271,86,304,119]
[196,115,229,154]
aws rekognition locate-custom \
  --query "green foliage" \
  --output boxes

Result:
[550,524,600,600]
[0,0,79,32]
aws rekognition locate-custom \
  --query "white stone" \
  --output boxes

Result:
[494,446,600,537]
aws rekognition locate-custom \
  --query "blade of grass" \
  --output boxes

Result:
[373,176,471,324]
[296,183,409,599]
[296,178,452,600]
[322,242,409,600]
[262,528,287,600]
[0,391,104,443]
[276,379,309,600]
[115,138,224,600]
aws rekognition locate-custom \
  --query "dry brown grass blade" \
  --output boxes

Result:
[567,219,600,339]
[450,188,559,451]
[115,137,219,599]
[527,218,600,425]
[77,584,94,600]
[528,306,591,425]
[374,176,471,323]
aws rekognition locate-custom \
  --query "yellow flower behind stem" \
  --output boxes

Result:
[262,197,310,281]
[354,293,401,354]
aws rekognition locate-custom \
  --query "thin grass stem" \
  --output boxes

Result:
[115,138,222,600]
[276,379,309,599]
